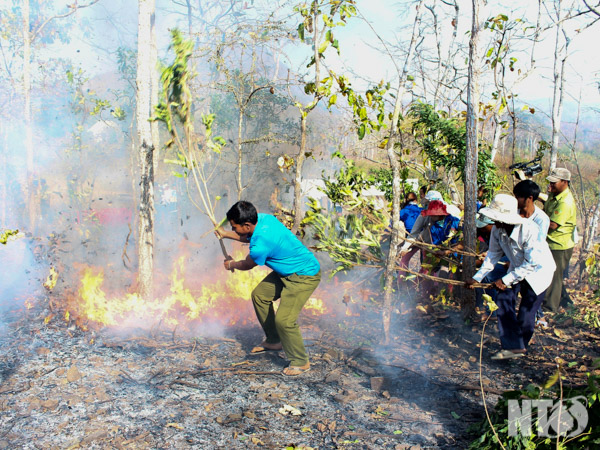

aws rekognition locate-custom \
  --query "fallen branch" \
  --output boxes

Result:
[353,263,492,288]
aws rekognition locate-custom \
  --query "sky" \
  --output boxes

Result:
[46,0,599,117]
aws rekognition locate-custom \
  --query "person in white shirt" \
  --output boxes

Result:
[513,180,551,328]
[466,194,556,360]
[513,180,550,241]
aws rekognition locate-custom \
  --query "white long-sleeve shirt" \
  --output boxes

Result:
[529,206,550,241]
[472,220,556,295]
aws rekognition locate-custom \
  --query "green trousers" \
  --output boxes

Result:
[251,271,321,366]
[545,247,574,312]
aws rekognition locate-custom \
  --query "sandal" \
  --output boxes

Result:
[491,349,525,360]
[281,363,310,377]
[250,341,283,354]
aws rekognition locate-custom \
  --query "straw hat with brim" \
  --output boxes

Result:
[421,200,448,216]
[478,194,525,225]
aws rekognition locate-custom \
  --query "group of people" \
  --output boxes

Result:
[213,167,576,375]
[397,169,577,360]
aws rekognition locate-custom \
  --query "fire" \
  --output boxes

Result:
[43,267,58,291]
[304,297,327,316]
[24,299,34,310]
[72,251,270,329]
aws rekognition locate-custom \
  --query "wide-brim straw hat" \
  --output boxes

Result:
[421,200,448,216]
[479,194,524,225]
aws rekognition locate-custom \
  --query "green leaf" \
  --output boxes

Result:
[297,23,305,41]
[318,40,330,54]
[358,123,366,140]
[328,94,337,108]
[543,370,560,389]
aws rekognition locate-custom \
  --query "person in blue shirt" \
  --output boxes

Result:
[400,192,422,233]
[217,201,321,376]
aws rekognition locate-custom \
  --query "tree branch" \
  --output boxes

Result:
[31,0,100,43]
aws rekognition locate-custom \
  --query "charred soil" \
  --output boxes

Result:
[0,283,598,449]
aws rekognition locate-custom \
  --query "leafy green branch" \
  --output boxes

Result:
[153,29,226,230]
[409,103,501,193]
[0,229,19,245]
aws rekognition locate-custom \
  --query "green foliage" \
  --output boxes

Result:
[409,103,501,193]
[469,361,600,449]
[65,67,126,121]
[585,244,600,297]
[0,229,19,245]
[154,29,195,133]
[302,153,388,275]
[334,76,390,141]
[368,167,414,202]
[154,29,226,162]
[293,1,358,114]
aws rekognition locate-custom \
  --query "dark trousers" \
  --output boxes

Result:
[496,280,546,351]
[545,247,573,312]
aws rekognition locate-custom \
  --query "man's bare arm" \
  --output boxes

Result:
[548,221,559,231]
[225,254,257,271]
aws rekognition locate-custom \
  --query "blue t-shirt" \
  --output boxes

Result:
[400,203,423,232]
[249,214,320,277]
[430,215,460,245]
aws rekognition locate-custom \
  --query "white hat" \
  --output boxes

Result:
[446,204,462,218]
[424,190,443,202]
[479,194,524,225]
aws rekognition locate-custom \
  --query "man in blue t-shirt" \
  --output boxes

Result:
[217,201,320,377]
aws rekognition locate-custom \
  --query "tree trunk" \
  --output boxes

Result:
[23,0,38,233]
[0,120,6,227]
[291,113,307,235]
[136,0,156,300]
[577,195,600,282]
[237,108,244,201]
[381,0,424,344]
[382,88,403,345]
[462,0,483,318]
[489,114,502,162]
[549,1,567,172]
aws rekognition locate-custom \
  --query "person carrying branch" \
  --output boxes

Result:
[465,194,556,360]
[216,201,321,376]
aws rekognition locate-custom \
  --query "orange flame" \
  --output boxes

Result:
[72,251,269,330]
[304,297,327,316]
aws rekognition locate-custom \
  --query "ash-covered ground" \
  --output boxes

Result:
[1,271,598,449]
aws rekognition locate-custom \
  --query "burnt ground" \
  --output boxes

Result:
[0,280,599,450]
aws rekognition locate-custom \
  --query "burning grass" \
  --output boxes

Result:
[65,251,329,334]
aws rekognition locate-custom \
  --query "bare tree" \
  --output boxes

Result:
[462,0,485,318]
[136,0,158,300]
[549,0,574,171]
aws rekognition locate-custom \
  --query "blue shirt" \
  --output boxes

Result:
[429,215,460,245]
[249,214,320,277]
[400,203,422,232]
